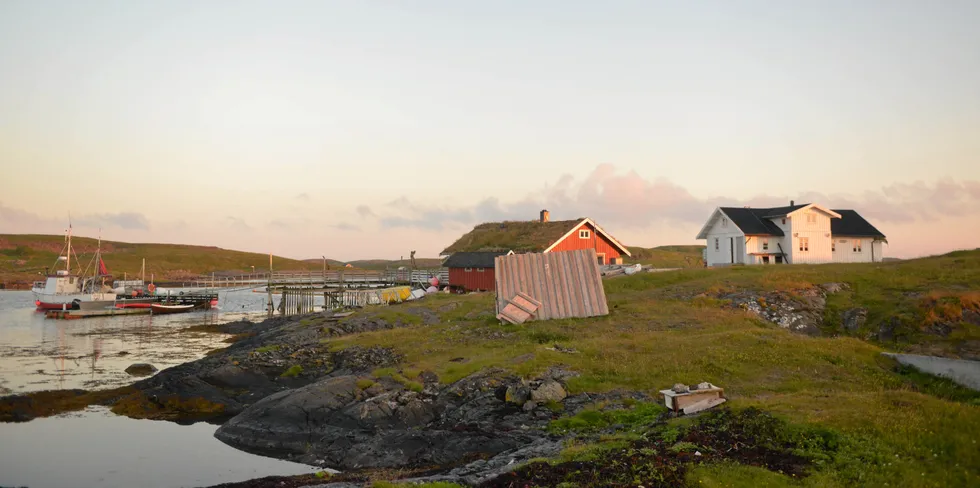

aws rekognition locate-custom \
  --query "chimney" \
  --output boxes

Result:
[790,200,795,206]
[540,209,550,223]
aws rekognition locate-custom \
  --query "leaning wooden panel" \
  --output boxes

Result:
[494,249,609,322]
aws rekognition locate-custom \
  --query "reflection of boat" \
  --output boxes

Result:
[150,303,195,314]
[32,224,117,310]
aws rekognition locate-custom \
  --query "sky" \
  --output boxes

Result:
[1,0,978,260]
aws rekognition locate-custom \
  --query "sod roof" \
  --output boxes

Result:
[441,219,585,254]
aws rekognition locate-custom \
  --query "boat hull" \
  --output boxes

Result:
[150,304,195,315]
[76,297,158,311]
[33,292,118,310]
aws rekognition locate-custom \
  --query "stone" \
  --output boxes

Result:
[124,363,158,376]
[505,384,531,406]
[530,380,567,403]
[696,382,712,390]
[820,282,849,294]
[841,308,868,333]
[878,317,899,342]
[522,401,538,412]
[671,383,690,393]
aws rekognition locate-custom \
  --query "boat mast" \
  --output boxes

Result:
[65,220,72,274]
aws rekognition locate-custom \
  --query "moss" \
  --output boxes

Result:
[280,365,303,378]
[548,401,666,435]
[0,387,132,422]
[109,390,226,420]
[254,344,281,353]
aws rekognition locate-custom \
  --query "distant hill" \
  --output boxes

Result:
[628,245,706,268]
[0,234,438,288]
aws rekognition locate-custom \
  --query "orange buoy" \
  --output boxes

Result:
[147,283,157,293]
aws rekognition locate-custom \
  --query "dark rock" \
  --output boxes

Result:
[963,310,980,326]
[505,384,531,406]
[522,401,538,412]
[927,321,954,337]
[878,317,899,342]
[332,346,401,373]
[841,308,868,333]
[215,369,551,470]
[125,363,158,376]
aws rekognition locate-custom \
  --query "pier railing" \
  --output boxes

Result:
[178,268,448,289]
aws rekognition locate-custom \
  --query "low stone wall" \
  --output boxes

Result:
[883,353,980,391]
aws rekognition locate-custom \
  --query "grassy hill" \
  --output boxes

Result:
[321,248,980,486]
[0,234,441,287]
[628,244,705,268]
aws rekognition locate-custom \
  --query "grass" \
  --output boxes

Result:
[280,365,303,378]
[0,233,442,285]
[628,245,706,268]
[321,249,980,486]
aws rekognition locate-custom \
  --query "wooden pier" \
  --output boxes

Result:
[172,269,448,290]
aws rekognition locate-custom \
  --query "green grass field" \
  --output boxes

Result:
[324,249,980,487]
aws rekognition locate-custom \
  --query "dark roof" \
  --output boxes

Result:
[757,204,810,218]
[443,251,510,268]
[441,219,584,254]
[831,210,886,238]
[719,207,786,236]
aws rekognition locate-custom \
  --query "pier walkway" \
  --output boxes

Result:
[170,269,449,290]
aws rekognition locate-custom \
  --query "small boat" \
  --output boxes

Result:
[150,303,195,315]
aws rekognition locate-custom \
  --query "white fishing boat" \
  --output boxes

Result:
[31,223,118,311]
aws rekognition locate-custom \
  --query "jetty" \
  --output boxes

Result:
[45,292,218,319]
[167,269,448,290]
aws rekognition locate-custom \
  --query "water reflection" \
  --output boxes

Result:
[0,289,280,394]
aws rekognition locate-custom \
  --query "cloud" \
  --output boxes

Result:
[225,216,252,232]
[0,203,150,231]
[356,205,376,218]
[332,223,359,231]
[295,193,311,202]
[74,212,150,230]
[372,164,980,231]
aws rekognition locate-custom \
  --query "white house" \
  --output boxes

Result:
[695,202,887,266]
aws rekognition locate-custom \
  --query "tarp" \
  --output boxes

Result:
[494,248,609,322]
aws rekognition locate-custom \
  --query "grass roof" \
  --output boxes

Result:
[441,219,583,254]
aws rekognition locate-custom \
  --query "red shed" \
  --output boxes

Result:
[441,211,632,266]
[443,251,513,292]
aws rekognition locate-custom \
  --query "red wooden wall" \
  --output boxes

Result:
[448,266,496,291]
[548,222,623,264]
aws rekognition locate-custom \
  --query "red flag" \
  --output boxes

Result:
[98,257,108,276]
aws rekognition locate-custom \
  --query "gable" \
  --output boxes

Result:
[542,219,632,256]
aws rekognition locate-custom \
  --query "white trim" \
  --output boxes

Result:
[464,267,472,272]
[695,208,724,240]
[786,204,841,219]
[579,229,591,239]
[542,218,632,257]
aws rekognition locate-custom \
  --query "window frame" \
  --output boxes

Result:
[715,238,719,251]
[579,229,591,239]
[832,240,836,252]
[464,267,472,272]
[799,237,809,252]
[476,267,484,272]
[762,238,769,251]
[807,213,817,224]
[853,239,862,253]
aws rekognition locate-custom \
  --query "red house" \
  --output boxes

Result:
[442,210,632,275]
[442,251,513,292]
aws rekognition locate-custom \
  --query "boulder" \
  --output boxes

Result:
[505,384,531,406]
[530,380,567,403]
[841,308,868,333]
[125,363,158,376]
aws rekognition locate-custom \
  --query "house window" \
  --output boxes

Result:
[853,239,862,252]
[832,240,836,252]
[476,268,484,272]
[579,229,591,239]
[807,214,817,224]
[799,237,809,252]
[722,218,728,227]
[715,238,719,251]
[762,238,769,251]
[782,218,786,225]
[464,267,472,272]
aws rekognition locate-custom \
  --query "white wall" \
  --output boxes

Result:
[703,214,745,266]
[789,209,834,264]
[832,237,884,263]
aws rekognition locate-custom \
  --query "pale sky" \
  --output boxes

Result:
[1,0,978,260]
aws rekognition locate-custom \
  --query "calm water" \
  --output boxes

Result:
[0,289,309,394]
[0,289,326,488]
[0,406,318,488]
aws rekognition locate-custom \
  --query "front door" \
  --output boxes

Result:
[597,254,605,265]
